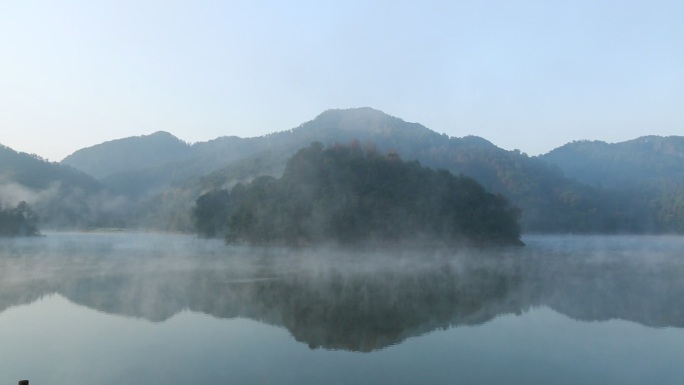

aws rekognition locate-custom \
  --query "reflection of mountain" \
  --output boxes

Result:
[245,260,525,351]
[0,252,526,352]
[1,235,683,351]
[534,257,684,328]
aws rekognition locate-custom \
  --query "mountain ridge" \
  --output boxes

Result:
[58,108,684,233]
[0,143,115,229]
[4,107,683,233]
[541,135,684,188]
[61,131,193,179]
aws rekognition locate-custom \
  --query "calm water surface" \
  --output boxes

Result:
[1,233,683,384]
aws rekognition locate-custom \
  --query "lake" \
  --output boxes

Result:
[1,232,683,384]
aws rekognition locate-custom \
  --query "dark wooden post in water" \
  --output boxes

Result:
[18,381,29,385]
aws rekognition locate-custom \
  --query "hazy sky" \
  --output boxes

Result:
[1,0,682,161]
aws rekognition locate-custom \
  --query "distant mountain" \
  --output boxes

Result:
[62,131,193,179]
[55,108,684,233]
[1,144,100,191]
[0,143,119,229]
[541,136,684,189]
[541,136,684,232]
[184,108,643,233]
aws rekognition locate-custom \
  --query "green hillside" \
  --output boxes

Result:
[141,108,639,233]
[51,108,684,234]
[0,144,119,229]
[195,143,523,246]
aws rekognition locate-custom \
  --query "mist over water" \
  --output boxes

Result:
[1,233,684,384]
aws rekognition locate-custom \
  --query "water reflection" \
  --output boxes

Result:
[1,233,683,352]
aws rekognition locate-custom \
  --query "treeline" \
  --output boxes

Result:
[194,142,523,246]
[0,201,40,237]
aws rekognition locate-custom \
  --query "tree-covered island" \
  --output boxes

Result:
[0,201,40,237]
[194,142,523,247]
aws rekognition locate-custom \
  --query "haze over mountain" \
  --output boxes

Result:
[62,131,193,179]
[0,144,121,229]
[56,108,587,232]
[541,136,684,232]
[62,108,500,183]
[2,107,682,233]
[542,136,684,189]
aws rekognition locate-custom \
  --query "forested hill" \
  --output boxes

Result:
[541,136,684,189]
[182,108,660,233]
[55,108,684,233]
[540,136,684,232]
[1,144,100,191]
[61,131,193,179]
[194,143,523,246]
[0,144,116,229]
[59,108,499,190]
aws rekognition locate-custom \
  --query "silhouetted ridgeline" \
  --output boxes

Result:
[194,142,523,246]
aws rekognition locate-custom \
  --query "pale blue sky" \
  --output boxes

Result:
[1,0,682,161]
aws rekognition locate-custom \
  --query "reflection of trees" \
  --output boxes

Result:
[1,240,684,351]
[247,259,524,351]
[59,255,527,351]
[0,248,528,351]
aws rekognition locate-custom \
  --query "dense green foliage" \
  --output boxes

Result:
[194,143,523,246]
[0,201,39,237]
